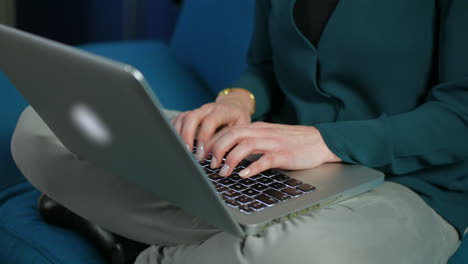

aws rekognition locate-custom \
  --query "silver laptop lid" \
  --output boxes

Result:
[0,24,244,236]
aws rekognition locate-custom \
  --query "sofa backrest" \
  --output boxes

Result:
[170,0,255,94]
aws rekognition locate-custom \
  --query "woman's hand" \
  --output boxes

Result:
[171,89,254,159]
[203,122,342,178]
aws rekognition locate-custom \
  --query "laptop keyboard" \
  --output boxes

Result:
[192,147,316,214]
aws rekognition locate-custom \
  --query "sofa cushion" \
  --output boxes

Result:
[0,72,28,191]
[0,181,106,264]
[0,67,105,264]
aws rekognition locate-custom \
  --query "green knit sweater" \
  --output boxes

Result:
[232,0,468,235]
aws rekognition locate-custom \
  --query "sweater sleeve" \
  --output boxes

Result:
[315,0,468,175]
[229,0,279,120]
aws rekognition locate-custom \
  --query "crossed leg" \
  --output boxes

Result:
[12,106,460,264]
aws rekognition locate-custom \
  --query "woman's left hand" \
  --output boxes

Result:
[201,121,342,178]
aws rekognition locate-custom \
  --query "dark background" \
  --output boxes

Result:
[15,0,181,45]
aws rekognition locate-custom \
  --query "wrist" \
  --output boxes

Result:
[325,148,342,163]
[216,88,255,116]
[312,126,342,163]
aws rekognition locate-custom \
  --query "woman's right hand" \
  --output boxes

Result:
[171,88,254,160]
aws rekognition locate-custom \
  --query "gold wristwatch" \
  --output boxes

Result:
[217,88,256,116]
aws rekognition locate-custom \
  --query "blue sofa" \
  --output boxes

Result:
[0,0,466,263]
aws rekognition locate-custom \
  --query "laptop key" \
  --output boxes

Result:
[264,189,291,201]
[230,183,248,192]
[233,166,245,173]
[199,159,211,166]
[297,184,316,193]
[257,177,274,185]
[236,195,254,204]
[247,201,267,211]
[239,160,252,167]
[285,178,302,187]
[229,174,242,181]
[242,188,260,197]
[204,168,213,174]
[272,174,289,182]
[269,182,286,190]
[281,187,303,197]
[225,199,240,207]
[239,178,256,186]
[211,167,221,173]
[239,204,254,213]
[250,174,263,180]
[224,190,241,198]
[254,194,279,206]
[215,185,229,193]
[251,183,269,191]
[261,169,279,177]
[208,173,223,181]
[218,178,236,186]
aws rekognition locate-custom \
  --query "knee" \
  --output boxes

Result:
[11,106,37,176]
[10,106,75,192]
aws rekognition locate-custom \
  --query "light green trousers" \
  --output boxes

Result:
[11,106,460,264]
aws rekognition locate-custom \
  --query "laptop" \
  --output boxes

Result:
[0,25,384,237]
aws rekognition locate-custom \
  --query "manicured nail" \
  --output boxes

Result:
[210,156,218,169]
[185,144,190,151]
[196,143,204,160]
[219,164,230,177]
[239,168,251,178]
